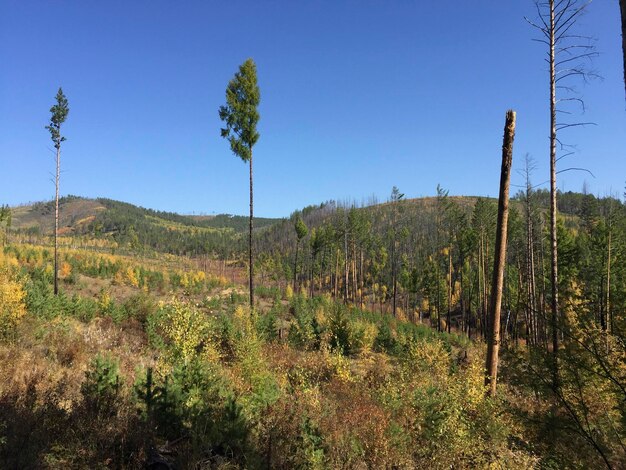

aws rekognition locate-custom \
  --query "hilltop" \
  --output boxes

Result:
[10,196,279,257]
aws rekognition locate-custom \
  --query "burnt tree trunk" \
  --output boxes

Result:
[485,109,516,397]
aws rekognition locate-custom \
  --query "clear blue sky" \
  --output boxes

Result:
[1,0,624,217]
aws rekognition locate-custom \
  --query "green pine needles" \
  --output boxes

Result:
[218,58,260,162]
[46,87,69,148]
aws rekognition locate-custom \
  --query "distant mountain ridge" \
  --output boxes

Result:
[11,195,278,234]
[9,196,280,257]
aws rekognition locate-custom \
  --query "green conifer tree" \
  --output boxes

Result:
[219,59,261,309]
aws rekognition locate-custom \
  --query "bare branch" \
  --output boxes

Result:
[557,96,586,112]
[556,151,576,162]
[556,52,599,67]
[556,122,597,131]
[556,167,595,178]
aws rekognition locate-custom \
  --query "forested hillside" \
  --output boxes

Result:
[10,196,278,257]
[257,188,624,336]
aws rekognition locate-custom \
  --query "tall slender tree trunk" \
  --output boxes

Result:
[249,150,254,309]
[549,0,560,390]
[359,250,364,308]
[606,220,612,335]
[54,146,60,296]
[334,249,339,299]
[293,240,299,292]
[460,262,466,334]
[538,216,548,350]
[525,176,538,347]
[447,247,452,333]
[485,109,516,396]
[477,238,483,338]
[344,230,349,303]
[392,244,397,317]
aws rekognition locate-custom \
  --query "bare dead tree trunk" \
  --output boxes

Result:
[485,109,516,397]
[54,146,60,296]
[477,236,483,338]
[447,247,452,333]
[606,201,614,336]
[359,249,364,308]
[334,248,339,299]
[392,239,397,317]
[527,0,597,389]
[293,239,299,292]
[524,156,538,347]
[344,229,349,304]
[548,0,560,390]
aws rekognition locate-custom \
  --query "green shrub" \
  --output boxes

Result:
[123,292,157,324]
[288,305,322,350]
[134,361,250,463]
[81,354,123,416]
[67,294,98,322]
[256,305,279,341]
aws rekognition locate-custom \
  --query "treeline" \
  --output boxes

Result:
[255,187,625,342]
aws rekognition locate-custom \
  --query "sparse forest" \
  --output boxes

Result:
[1,1,625,469]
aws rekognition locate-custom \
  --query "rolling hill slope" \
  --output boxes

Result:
[10,196,280,256]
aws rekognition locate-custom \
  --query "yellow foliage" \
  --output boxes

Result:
[161,299,211,365]
[326,349,354,383]
[192,270,206,286]
[60,262,72,278]
[314,306,327,328]
[98,289,111,313]
[0,260,27,340]
[284,284,294,300]
[355,320,378,354]
[395,307,406,322]
[113,270,125,285]
[405,338,450,378]
[125,267,139,287]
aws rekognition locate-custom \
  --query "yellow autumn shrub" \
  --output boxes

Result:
[284,284,294,300]
[125,266,139,287]
[0,254,27,340]
[60,261,72,278]
[159,299,215,366]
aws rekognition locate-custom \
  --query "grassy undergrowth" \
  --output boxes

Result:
[0,245,549,468]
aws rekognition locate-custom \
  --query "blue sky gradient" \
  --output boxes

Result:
[1,0,624,217]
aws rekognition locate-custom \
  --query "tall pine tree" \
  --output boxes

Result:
[219,59,261,309]
[45,87,69,296]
